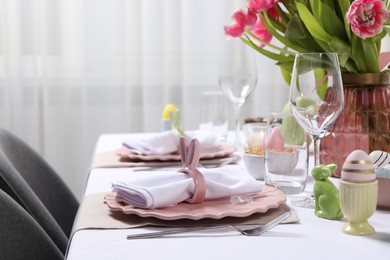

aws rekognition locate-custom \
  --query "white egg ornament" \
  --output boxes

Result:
[339,150,378,235]
[342,150,376,183]
[369,150,390,168]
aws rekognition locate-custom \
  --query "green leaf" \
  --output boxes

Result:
[285,14,322,51]
[324,0,335,10]
[285,14,308,40]
[276,5,291,25]
[336,0,352,41]
[267,12,286,33]
[361,39,380,73]
[386,26,390,37]
[343,59,359,74]
[260,13,308,53]
[350,35,368,72]
[370,30,387,43]
[280,66,292,86]
[276,60,295,72]
[328,37,351,59]
[296,2,332,42]
[310,0,322,24]
[314,69,327,100]
[321,4,348,40]
[337,52,350,68]
[280,1,298,17]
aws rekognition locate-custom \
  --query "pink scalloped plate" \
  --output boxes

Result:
[116,145,236,162]
[104,186,286,220]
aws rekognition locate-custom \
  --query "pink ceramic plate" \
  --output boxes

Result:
[104,186,286,220]
[116,145,236,162]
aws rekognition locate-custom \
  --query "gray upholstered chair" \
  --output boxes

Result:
[0,189,64,260]
[0,128,79,254]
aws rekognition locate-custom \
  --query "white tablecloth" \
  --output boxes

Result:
[66,133,390,260]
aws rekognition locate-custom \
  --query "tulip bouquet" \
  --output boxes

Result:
[224,0,390,82]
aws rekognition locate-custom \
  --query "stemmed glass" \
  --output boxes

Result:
[289,53,344,208]
[218,38,257,149]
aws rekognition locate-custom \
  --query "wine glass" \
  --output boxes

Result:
[289,52,344,208]
[218,38,257,149]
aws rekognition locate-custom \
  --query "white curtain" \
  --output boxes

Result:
[0,0,304,199]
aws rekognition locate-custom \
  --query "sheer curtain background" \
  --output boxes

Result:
[2,0,386,199]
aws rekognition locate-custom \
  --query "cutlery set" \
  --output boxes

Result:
[126,211,291,239]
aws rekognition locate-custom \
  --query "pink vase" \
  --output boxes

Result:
[320,73,390,177]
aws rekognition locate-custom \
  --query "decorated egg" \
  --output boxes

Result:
[341,150,376,183]
[369,150,390,168]
[267,128,285,150]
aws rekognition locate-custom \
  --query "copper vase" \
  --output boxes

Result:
[320,73,390,177]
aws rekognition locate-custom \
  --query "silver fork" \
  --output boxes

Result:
[126,211,291,239]
[239,211,292,236]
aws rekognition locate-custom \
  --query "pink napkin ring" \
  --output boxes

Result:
[178,137,206,204]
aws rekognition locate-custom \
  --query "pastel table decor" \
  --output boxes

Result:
[161,104,177,131]
[113,137,260,209]
[369,150,390,168]
[339,150,378,235]
[177,138,206,204]
[169,109,185,138]
[242,122,267,180]
[281,97,316,146]
[267,128,285,150]
[312,164,343,220]
[369,150,390,209]
[243,123,266,154]
[266,127,299,174]
[265,112,308,195]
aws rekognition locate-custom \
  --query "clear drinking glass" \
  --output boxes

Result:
[264,112,309,195]
[289,52,344,208]
[218,38,257,149]
[242,122,267,180]
[199,91,228,142]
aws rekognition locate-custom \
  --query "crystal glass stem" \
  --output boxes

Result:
[233,103,242,149]
[313,135,320,166]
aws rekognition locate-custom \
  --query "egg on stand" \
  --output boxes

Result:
[339,150,378,235]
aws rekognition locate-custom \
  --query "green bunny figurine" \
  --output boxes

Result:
[312,164,344,220]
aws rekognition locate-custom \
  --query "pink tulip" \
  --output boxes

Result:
[251,20,273,47]
[224,9,257,37]
[346,0,389,39]
[248,0,280,12]
[267,5,280,20]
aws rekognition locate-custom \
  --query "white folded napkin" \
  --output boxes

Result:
[122,130,223,155]
[112,165,262,209]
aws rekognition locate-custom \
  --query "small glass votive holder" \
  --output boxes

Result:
[264,112,309,195]
[242,122,266,180]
